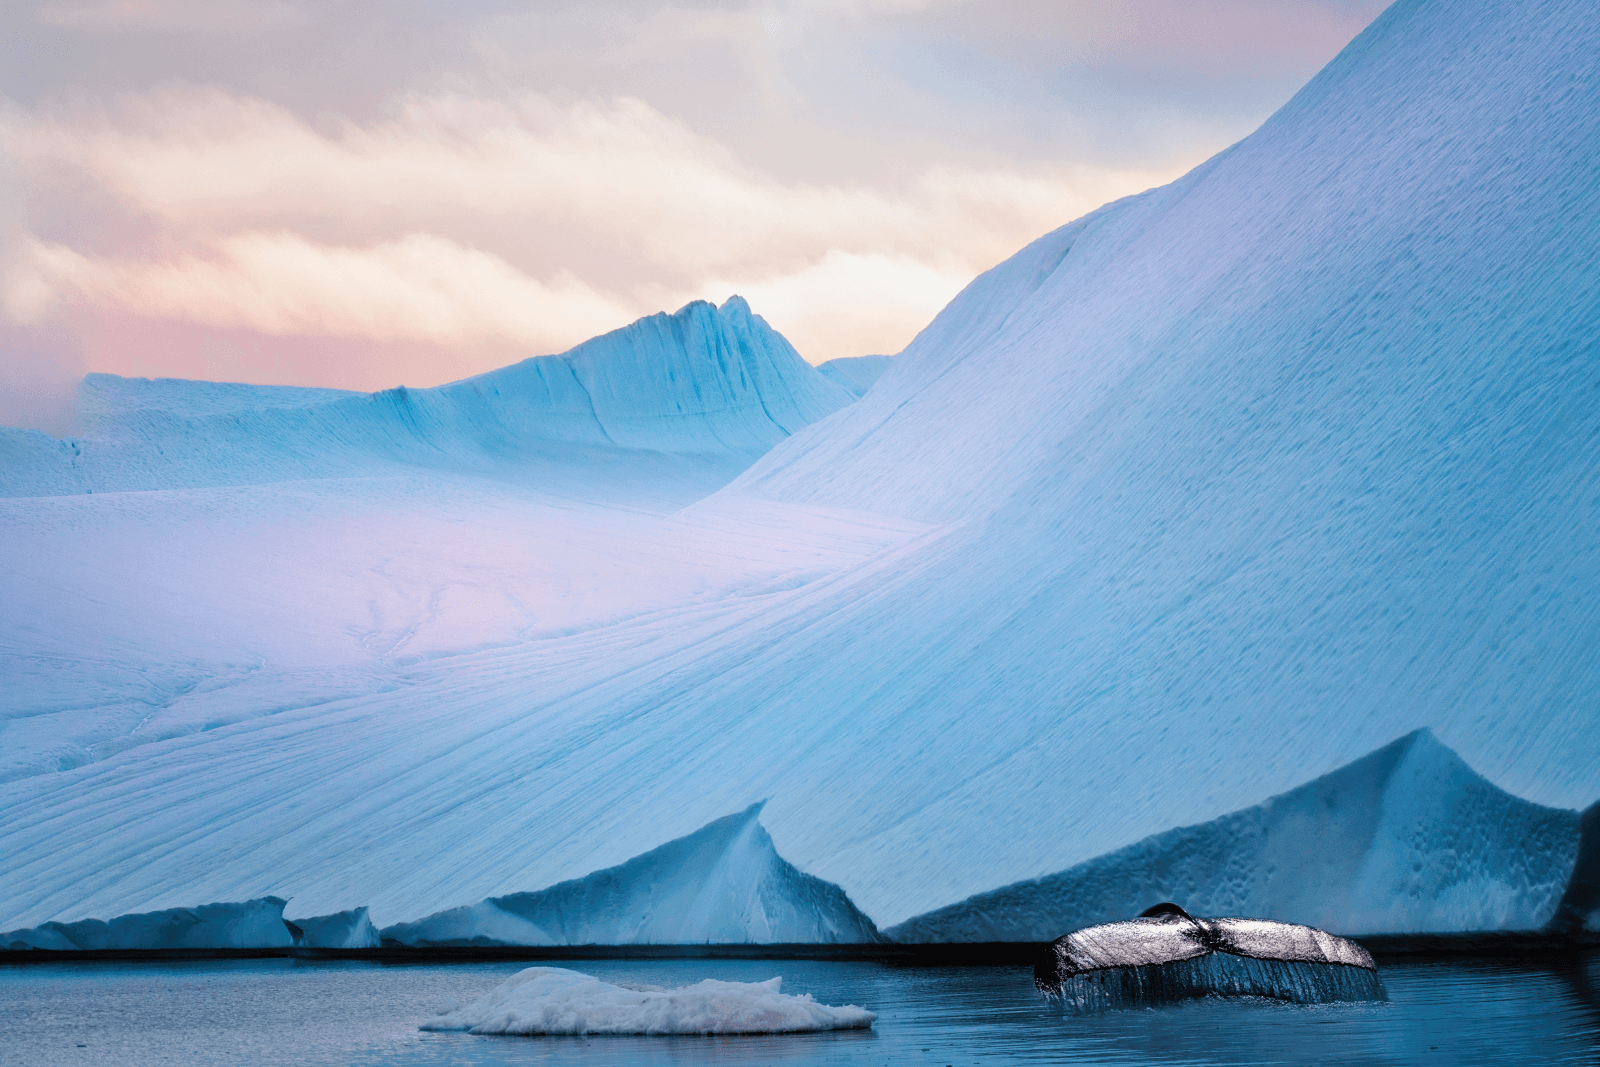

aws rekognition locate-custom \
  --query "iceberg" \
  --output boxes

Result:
[888,731,1582,941]
[382,804,883,946]
[0,296,853,498]
[420,967,876,1035]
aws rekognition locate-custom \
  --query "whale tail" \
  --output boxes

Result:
[1034,904,1385,1009]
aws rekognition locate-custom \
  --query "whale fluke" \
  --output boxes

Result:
[1034,904,1384,1009]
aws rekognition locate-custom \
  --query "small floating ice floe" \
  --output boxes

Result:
[1034,903,1384,1009]
[421,966,876,1035]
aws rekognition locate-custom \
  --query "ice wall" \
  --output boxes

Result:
[382,804,883,946]
[0,297,853,497]
[285,907,381,949]
[0,897,291,951]
[889,731,1582,941]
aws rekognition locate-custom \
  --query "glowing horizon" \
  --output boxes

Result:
[0,0,1388,433]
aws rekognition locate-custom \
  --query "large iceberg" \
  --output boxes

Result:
[3,0,1600,945]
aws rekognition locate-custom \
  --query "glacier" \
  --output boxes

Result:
[3,0,1600,948]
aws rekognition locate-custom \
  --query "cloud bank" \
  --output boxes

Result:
[0,0,1387,431]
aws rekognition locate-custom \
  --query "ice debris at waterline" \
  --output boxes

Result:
[1034,904,1384,1009]
[421,967,876,1035]
[1,897,292,951]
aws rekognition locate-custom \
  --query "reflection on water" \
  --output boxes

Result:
[3,954,1598,1066]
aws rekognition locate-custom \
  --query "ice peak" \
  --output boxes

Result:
[381,804,881,946]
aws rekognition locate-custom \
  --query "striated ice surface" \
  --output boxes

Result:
[0,896,291,951]
[889,731,1583,941]
[382,804,883,946]
[420,967,876,1035]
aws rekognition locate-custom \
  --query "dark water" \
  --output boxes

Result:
[3,955,1598,1067]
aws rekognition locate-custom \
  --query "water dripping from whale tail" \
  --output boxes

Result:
[1033,902,1385,1009]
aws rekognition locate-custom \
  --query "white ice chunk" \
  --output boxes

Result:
[420,967,875,1035]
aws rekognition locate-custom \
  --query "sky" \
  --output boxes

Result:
[0,0,1388,434]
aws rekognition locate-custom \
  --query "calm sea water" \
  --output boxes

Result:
[3,955,1597,1067]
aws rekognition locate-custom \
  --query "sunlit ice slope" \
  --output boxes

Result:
[687,0,1600,918]
[5,0,1600,940]
[0,297,906,790]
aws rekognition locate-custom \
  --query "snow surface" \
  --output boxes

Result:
[383,803,882,946]
[3,0,1600,943]
[420,967,876,1035]
[815,355,893,398]
[889,731,1581,940]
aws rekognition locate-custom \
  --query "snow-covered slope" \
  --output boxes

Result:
[4,0,1599,945]
[889,731,1581,941]
[0,297,853,497]
[382,804,882,946]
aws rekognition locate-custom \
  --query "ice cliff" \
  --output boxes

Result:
[1,897,291,951]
